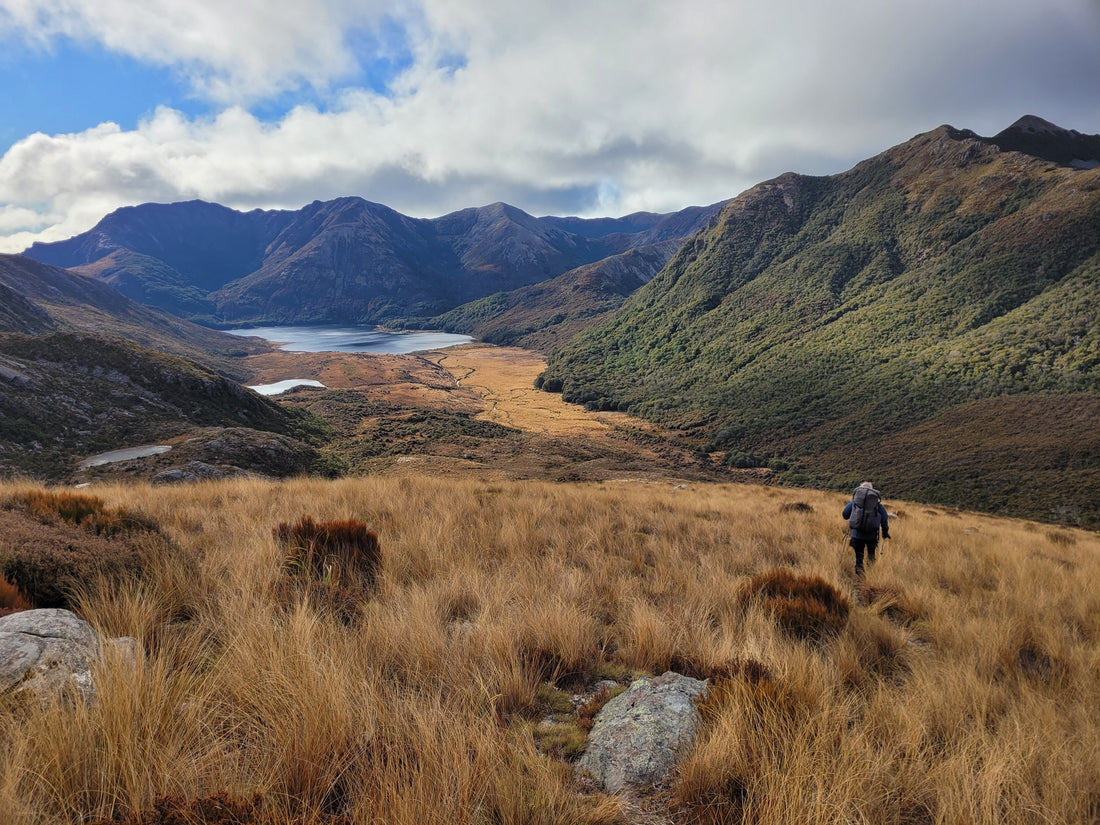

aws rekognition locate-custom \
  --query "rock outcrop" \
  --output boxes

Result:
[0,608,137,703]
[575,671,707,793]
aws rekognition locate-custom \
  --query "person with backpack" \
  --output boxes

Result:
[843,481,890,575]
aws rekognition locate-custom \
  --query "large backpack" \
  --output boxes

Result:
[849,486,882,533]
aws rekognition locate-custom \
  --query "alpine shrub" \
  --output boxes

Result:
[0,508,145,608]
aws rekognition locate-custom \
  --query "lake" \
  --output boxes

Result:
[226,325,473,354]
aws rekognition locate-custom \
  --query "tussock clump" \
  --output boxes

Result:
[86,791,352,825]
[694,657,776,724]
[274,516,381,592]
[270,577,365,625]
[677,674,811,824]
[859,584,926,627]
[780,501,814,513]
[272,516,381,623]
[838,610,914,689]
[437,588,480,626]
[744,569,850,641]
[10,489,159,537]
[1046,529,1077,547]
[1017,644,1058,684]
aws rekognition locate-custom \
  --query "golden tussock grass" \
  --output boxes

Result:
[0,476,1097,824]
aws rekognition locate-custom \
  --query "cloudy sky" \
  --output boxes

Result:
[1,0,1098,253]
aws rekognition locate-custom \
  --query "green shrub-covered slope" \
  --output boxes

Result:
[540,123,1100,525]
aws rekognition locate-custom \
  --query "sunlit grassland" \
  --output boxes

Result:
[1,475,1098,824]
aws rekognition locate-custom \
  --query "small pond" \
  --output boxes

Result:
[79,445,172,469]
[247,379,327,396]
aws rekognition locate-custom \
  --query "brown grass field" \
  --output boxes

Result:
[236,344,724,485]
[246,342,665,440]
[427,344,650,437]
[1,474,1098,824]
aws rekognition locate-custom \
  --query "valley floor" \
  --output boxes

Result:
[238,343,736,484]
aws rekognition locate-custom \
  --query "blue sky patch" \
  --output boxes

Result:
[0,39,209,151]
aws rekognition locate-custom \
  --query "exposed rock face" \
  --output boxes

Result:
[0,608,137,702]
[575,671,707,793]
[0,361,32,386]
[152,460,243,484]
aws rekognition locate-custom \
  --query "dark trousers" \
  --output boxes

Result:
[850,537,878,572]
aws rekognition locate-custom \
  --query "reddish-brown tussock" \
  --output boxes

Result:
[10,489,158,537]
[744,569,850,641]
[274,516,381,592]
[0,575,32,614]
[85,791,353,825]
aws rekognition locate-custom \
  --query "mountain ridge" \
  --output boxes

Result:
[0,254,332,482]
[539,118,1100,524]
[0,253,269,377]
[24,197,728,327]
[10,115,1100,523]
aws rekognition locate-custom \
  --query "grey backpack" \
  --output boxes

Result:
[849,486,882,533]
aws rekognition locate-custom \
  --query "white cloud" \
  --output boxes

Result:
[0,0,396,102]
[1,0,1099,253]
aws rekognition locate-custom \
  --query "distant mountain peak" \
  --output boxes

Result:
[989,115,1100,168]
[1004,115,1075,137]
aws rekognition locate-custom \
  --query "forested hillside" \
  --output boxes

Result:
[540,119,1100,525]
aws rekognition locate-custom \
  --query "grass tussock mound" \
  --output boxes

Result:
[271,515,381,624]
[0,476,1097,824]
[743,568,851,642]
[12,489,159,537]
[274,516,381,591]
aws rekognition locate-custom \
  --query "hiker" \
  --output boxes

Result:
[843,481,890,575]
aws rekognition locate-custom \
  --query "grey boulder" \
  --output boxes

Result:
[0,608,137,702]
[575,671,708,793]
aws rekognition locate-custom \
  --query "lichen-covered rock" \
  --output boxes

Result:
[152,460,243,485]
[0,608,135,702]
[575,671,707,793]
